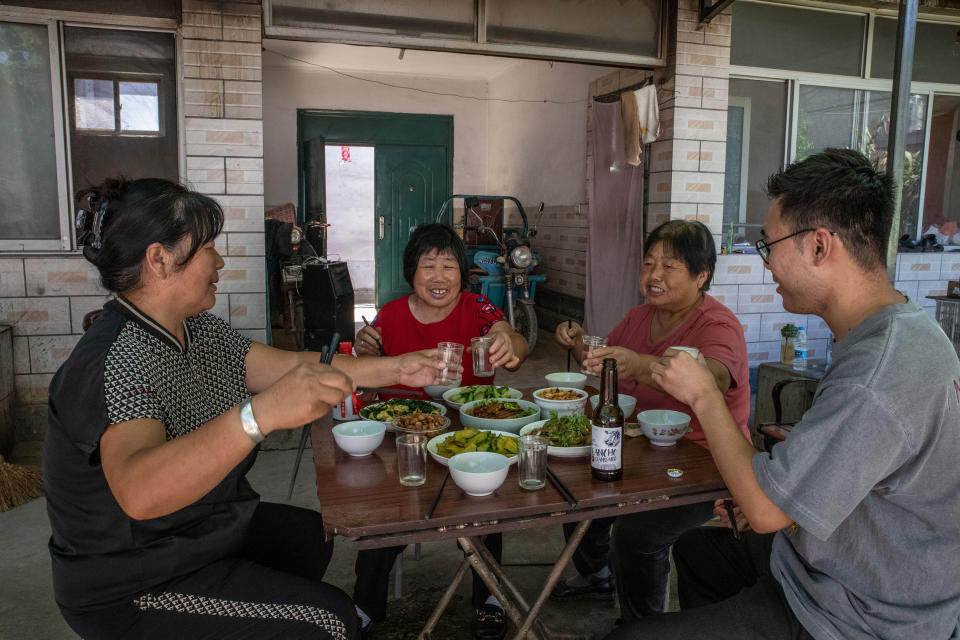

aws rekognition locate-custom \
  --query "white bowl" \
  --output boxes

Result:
[544,372,587,390]
[519,420,590,458]
[424,384,454,400]
[589,393,638,418]
[459,399,541,434]
[427,430,520,467]
[637,409,691,446]
[448,451,510,496]
[332,420,386,456]
[442,385,523,411]
[532,386,589,418]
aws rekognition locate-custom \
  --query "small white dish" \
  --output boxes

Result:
[331,420,386,456]
[637,409,691,446]
[532,386,589,418]
[427,429,520,467]
[544,372,587,390]
[519,420,590,458]
[448,451,510,496]
[588,393,638,418]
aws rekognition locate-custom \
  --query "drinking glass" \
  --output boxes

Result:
[396,434,427,487]
[517,435,549,490]
[471,336,495,378]
[436,342,464,386]
[580,336,608,375]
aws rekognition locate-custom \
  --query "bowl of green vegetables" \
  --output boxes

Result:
[520,413,591,458]
[442,385,523,411]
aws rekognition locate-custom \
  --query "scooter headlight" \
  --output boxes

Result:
[510,245,533,269]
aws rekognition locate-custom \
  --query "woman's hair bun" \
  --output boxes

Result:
[75,177,130,257]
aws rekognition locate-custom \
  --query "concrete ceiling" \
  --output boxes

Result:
[262,40,523,81]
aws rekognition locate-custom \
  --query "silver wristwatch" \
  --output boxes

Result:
[239,399,265,444]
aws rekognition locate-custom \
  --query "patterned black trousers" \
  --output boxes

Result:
[61,502,359,640]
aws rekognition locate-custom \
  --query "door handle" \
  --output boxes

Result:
[378,215,385,240]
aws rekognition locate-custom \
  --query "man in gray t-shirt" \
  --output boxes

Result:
[606,149,960,640]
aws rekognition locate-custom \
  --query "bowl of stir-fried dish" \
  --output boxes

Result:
[532,386,589,418]
[520,413,591,458]
[442,385,523,411]
[459,398,540,434]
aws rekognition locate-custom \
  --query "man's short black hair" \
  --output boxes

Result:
[402,223,470,289]
[645,220,717,291]
[765,148,894,271]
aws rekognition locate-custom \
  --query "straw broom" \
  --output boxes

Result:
[0,454,43,512]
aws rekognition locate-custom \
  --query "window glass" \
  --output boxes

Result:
[920,95,960,244]
[74,78,114,129]
[871,18,960,85]
[119,81,159,131]
[798,86,927,239]
[723,79,788,245]
[64,27,177,210]
[0,21,61,240]
[486,0,661,57]
[731,2,865,76]
[271,0,475,40]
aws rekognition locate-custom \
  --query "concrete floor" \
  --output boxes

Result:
[0,336,677,639]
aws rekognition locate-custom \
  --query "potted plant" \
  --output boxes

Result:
[780,324,799,365]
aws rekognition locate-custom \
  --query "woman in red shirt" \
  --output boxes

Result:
[354,224,528,640]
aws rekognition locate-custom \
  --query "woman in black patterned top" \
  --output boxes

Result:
[44,177,446,640]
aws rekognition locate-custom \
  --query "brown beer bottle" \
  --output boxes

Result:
[591,358,624,481]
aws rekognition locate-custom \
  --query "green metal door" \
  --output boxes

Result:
[374,145,448,306]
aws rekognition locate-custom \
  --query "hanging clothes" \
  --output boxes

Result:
[621,84,660,167]
[585,101,645,338]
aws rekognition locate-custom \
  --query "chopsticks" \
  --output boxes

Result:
[547,466,577,508]
[320,332,340,365]
[424,470,450,520]
[566,319,572,372]
[723,499,741,540]
[361,315,387,356]
[358,387,423,397]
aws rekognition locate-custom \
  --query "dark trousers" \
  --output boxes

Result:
[604,527,814,640]
[61,502,360,640]
[354,534,503,622]
[563,502,715,620]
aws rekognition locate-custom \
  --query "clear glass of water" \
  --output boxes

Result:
[580,335,608,375]
[517,435,549,490]
[436,342,464,386]
[397,434,427,487]
[471,336,495,378]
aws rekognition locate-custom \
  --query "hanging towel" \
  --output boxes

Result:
[621,84,660,166]
[635,84,660,145]
[621,90,641,166]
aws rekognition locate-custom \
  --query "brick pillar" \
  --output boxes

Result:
[648,0,731,248]
[182,0,267,341]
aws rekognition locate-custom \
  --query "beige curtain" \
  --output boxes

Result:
[584,101,645,337]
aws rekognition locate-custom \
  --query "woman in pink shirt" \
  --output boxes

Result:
[552,220,750,621]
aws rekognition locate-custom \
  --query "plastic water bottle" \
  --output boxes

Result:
[825,333,833,370]
[793,326,808,371]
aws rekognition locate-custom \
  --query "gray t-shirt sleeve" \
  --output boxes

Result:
[753,381,915,541]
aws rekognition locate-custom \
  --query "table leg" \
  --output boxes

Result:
[514,518,593,640]
[473,540,550,640]
[459,536,541,639]
[418,556,472,640]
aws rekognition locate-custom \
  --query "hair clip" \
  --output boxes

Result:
[91,201,109,249]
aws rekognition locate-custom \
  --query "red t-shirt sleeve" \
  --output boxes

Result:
[694,315,747,390]
[466,293,506,335]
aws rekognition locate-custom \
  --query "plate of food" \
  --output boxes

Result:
[359,398,446,427]
[427,428,520,466]
[391,412,452,437]
[520,413,591,458]
[442,385,523,410]
[459,398,540,434]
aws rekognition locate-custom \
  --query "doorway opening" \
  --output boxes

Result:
[324,144,377,329]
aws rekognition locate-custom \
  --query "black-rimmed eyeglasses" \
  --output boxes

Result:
[755,228,838,263]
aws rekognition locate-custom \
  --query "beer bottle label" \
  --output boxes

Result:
[591,426,622,471]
